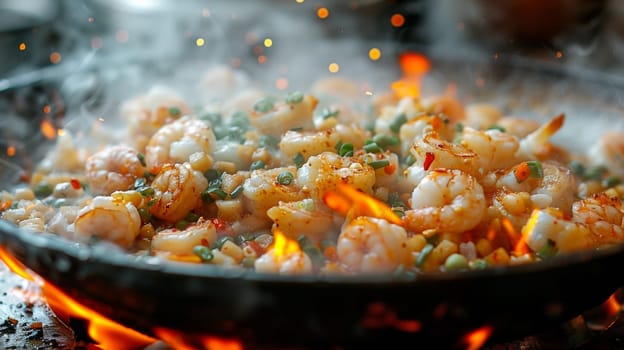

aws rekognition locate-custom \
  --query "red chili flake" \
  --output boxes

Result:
[70,178,82,190]
[384,162,397,175]
[210,218,227,231]
[423,152,435,171]
[200,238,210,246]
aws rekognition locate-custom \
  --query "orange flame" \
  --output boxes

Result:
[272,228,301,261]
[323,183,402,225]
[391,52,431,99]
[462,325,493,350]
[0,246,156,349]
[40,119,57,140]
[604,293,621,316]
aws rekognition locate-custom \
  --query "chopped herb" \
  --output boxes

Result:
[320,107,340,120]
[235,232,256,244]
[583,165,607,181]
[297,235,324,269]
[368,159,390,169]
[202,187,228,201]
[392,209,405,218]
[469,259,488,271]
[137,153,146,167]
[168,106,181,117]
[455,122,464,133]
[334,140,343,152]
[33,183,53,198]
[388,192,407,209]
[230,111,249,129]
[250,160,266,171]
[487,125,506,132]
[372,134,400,148]
[416,244,434,267]
[208,177,223,189]
[134,177,147,189]
[404,154,416,166]
[536,239,558,259]
[276,171,294,185]
[213,236,234,250]
[514,161,543,183]
[338,143,354,157]
[137,186,155,197]
[389,113,407,133]
[193,245,214,262]
[176,220,189,230]
[253,97,275,113]
[293,152,305,168]
[605,175,621,188]
[185,212,200,222]
[290,126,304,131]
[204,168,222,182]
[143,171,156,182]
[568,160,585,176]
[138,208,151,222]
[285,91,304,104]
[259,135,279,149]
[230,185,244,198]
[526,160,543,178]
[363,141,384,153]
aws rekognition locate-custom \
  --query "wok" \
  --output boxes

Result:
[1,51,624,348]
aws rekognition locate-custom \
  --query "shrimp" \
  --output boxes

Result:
[497,117,540,137]
[572,193,624,245]
[254,231,312,275]
[464,103,503,130]
[522,208,593,253]
[249,94,317,137]
[145,116,217,173]
[337,216,410,273]
[279,124,370,161]
[267,199,337,243]
[151,218,217,255]
[297,152,376,202]
[460,126,520,174]
[74,195,141,248]
[399,114,452,156]
[375,97,425,135]
[121,86,192,151]
[85,145,147,195]
[587,131,624,177]
[496,161,576,215]
[404,169,486,235]
[516,113,565,161]
[242,166,305,221]
[149,162,208,223]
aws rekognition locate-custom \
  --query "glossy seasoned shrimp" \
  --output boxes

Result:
[74,195,141,248]
[497,117,540,137]
[404,169,486,235]
[151,218,217,255]
[297,152,376,201]
[254,230,312,275]
[522,207,592,253]
[249,94,317,137]
[242,166,305,221]
[572,193,624,244]
[266,199,337,243]
[337,216,410,273]
[279,124,370,161]
[85,145,147,195]
[516,114,565,161]
[145,116,217,173]
[460,126,520,174]
[399,114,451,156]
[588,131,624,177]
[149,162,208,223]
[121,86,192,151]
[464,103,503,130]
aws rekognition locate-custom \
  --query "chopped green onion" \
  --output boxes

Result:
[137,186,155,197]
[230,111,249,129]
[334,140,343,152]
[392,264,417,279]
[203,187,228,201]
[235,232,256,245]
[368,159,390,169]
[250,160,266,171]
[363,141,384,153]
[176,220,189,230]
[404,154,416,166]
[193,245,214,262]
[583,165,607,181]
[134,177,147,189]
[285,91,304,104]
[444,253,469,272]
[320,107,340,120]
[469,259,488,271]
[259,135,279,149]
[455,122,464,133]
[230,185,244,199]
[388,192,407,209]
[290,126,304,132]
[276,171,294,185]
[185,212,200,222]
[168,106,181,117]
[204,168,221,182]
[568,160,585,176]
[372,134,400,148]
[536,239,558,260]
[33,183,53,199]
[415,244,434,267]
[338,143,354,157]
[253,97,275,113]
[526,160,544,178]
[605,175,621,188]
[389,113,407,133]
[138,208,151,222]
[212,236,234,250]
[293,152,305,168]
[208,177,223,189]
[137,153,146,167]
[297,235,324,269]
[487,125,506,132]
